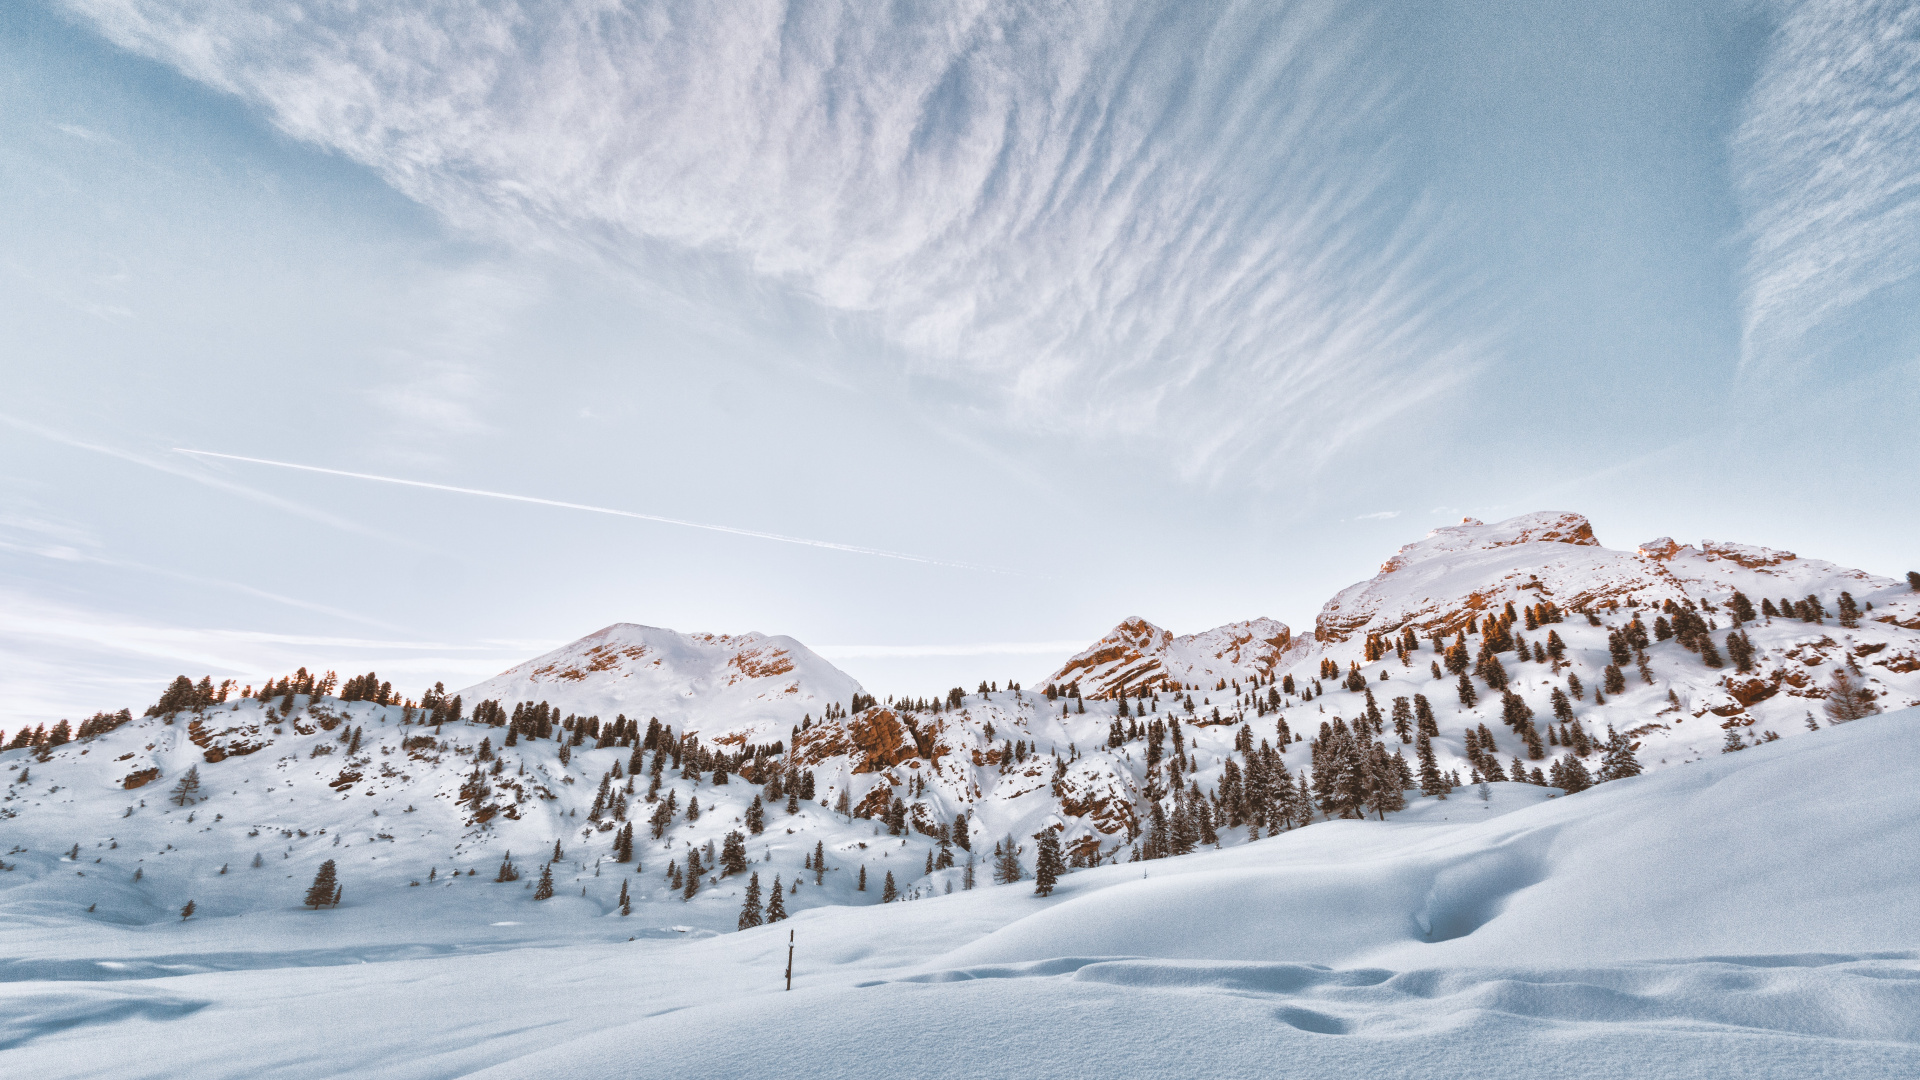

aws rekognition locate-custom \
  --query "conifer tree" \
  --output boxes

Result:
[1390,697,1413,742]
[738,872,763,928]
[1550,686,1574,723]
[1033,830,1065,896]
[746,795,765,835]
[1597,726,1642,782]
[619,879,632,916]
[994,835,1024,883]
[1416,732,1447,797]
[766,876,787,921]
[1730,592,1756,624]
[1721,726,1746,753]
[181,899,195,919]
[1558,754,1593,793]
[881,871,898,902]
[534,864,554,900]
[1822,669,1878,723]
[304,860,338,909]
[857,865,866,891]
[814,840,827,885]
[1456,671,1478,707]
[169,765,201,807]
[682,850,701,899]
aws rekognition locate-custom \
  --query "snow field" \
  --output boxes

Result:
[1,708,1915,1078]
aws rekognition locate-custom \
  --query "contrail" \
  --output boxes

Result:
[173,448,1011,573]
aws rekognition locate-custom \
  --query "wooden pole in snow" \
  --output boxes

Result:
[785,929,794,991]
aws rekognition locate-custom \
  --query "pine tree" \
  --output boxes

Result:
[746,794,765,834]
[169,765,201,807]
[738,872,763,929]
[1557,754,1593,793]
[1390,697,1413,742]
[993,836,1024,884]
[619,879,632,916]
[814,840,827,885]
[682,850,701,900]
[1837,592,1861,629]
[857,865,866,892]
[180,899,195,920]
[304,860,338,909]
[1822,669,1879,723]
[721,830,748,876]
[881,871,898,902]
[1456,671,1478,707]
[1726,630,1755,673]
[1033,830,1065,897]
[534,864,555,900]
[551,839,565,864]
[1721,726,1746,753]
[1416,732,1448,797]
[766,876,787,922]
[1597,726,1642,782]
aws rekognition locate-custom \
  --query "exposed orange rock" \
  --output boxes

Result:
[792,708,924,774]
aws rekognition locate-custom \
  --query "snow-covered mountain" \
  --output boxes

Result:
[4,509,1917,943]
[455,623,864,745]
[1044,616,1292,699]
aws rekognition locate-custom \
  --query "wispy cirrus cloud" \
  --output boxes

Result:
[1735,0,1920,377]
[62,0,1486,478]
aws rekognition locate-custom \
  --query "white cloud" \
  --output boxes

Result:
[63,0,1483,478]
[1735,0,1920,376]
[1354,510,1399,521]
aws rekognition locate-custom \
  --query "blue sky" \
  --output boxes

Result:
[3,0,1916,722]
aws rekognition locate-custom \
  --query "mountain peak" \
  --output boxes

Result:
[1048,617,1291,699]
[456,622,862,741]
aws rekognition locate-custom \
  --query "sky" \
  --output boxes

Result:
[2,0,1916,724]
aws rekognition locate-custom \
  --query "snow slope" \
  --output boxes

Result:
[2,708,1915,1079]
[454,623,863,743]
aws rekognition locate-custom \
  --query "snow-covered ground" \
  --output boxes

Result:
[3,706,1915,1078]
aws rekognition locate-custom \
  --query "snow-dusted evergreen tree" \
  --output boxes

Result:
[683,849,703,899]
[1033,830,1065,896]
[766,876,787,922]
[1416,733,1447,797]
[1597,726,1642,782]
[881,871,898,902]
[533,864,555,900]
[304,860,337,909]
[738,872,763,928]
[1555,754,1594,793]
[720,830,748,876]
[993,836,1024,884]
